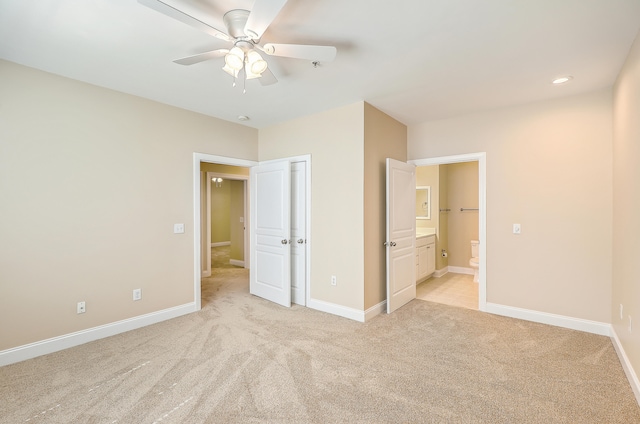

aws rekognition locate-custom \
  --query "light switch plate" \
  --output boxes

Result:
[513,223,521,234]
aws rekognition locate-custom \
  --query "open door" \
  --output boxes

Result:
[386,158,416,313]
[250,161,291,307]
[291,161,307,305]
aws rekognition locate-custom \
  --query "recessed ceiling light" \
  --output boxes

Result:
[238,115,250,121]
[552,76,573,85]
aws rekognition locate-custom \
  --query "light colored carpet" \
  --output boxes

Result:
[1,258,639,422]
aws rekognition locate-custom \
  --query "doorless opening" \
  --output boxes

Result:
[409,153,487,311]
[193,153,258,310]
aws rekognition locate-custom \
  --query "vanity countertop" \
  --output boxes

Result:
[416,228,436,238]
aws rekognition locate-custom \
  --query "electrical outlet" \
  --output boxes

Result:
[620,304,624,320]
[173,223,185,234]
[513,223,521,234]
[77,301,86,314]
[133,289,142,301]
[331,275,337,286]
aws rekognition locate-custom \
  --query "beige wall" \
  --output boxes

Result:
[199,164,249,262]
[613,30,640,381]
[0,60,258,350]
[229,180,245,261]
[445,162,479,268]
[416,165,447,269]
[438,166,449,270]
[363,103,407,309]
[408,89,613,323]
[416,163,479,270]
[416,165,439,232]
[200,163,250,176]
[210,183,231,243]
[259,102,366,310]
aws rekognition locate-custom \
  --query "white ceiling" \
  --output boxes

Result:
[1,0,639,129]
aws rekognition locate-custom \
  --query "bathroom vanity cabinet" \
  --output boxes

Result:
[416,234,436,282]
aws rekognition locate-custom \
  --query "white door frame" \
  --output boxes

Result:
[193,153,258,311]
[204,171,250,276]
[409,152,487,312]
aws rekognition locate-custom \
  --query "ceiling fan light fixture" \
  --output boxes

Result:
[244,29,260,40]
[247,50,268,74]
[245,67,263,80]
[222,63,239,78]
[225,47,245,70]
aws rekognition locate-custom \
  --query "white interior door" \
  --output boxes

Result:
[291,161,306,305]
[386,158,416,313]
[250,161,291,307]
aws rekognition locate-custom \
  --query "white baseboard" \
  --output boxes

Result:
[292,290,305,306]
[434,267,449,278]
[485,302,611,336]
[611,327,640,406]
[229,259,244,267]
[307,298,365,322]
[211,241,230,247]
[365,300,387,321]
[306,298,386,323]
[448,266,474,275]
[0,303,197,367]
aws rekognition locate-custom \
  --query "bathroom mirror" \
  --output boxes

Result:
[416,186,431,220]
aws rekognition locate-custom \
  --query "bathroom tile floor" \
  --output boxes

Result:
[416,272,478,310]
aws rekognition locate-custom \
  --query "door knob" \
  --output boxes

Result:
[297,239,304,244]
[391,242,397,247]
[281,239,288,245]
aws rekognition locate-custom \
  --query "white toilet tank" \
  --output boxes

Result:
[470,240,479,258]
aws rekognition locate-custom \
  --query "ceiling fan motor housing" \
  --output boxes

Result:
[223,9,253,40]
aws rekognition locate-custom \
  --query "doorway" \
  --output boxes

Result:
[201,169,250,277]
[193,153,311,311]
[409,153,487,312]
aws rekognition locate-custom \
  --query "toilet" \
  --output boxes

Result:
[469,240,479,283]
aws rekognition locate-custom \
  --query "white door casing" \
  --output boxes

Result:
[386,158,416,313]
[291,161,306,305]
[250,161,292,307]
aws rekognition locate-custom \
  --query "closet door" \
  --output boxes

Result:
[250,161,291,307]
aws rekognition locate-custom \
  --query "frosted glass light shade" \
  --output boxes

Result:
[225,47,244,70]
[222,63,239,78]
[246,50,268,75]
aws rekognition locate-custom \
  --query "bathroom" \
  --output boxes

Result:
[415,161,480,310]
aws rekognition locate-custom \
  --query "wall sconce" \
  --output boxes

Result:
[212,177,223,188]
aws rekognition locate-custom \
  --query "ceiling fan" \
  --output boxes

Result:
[138,0,337,89]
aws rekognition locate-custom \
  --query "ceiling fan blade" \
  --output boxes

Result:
[258,68,278,86]
[262,43,337,62]
[138,0,231,41]
[174,49,229,65]
[243,0,288,40]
